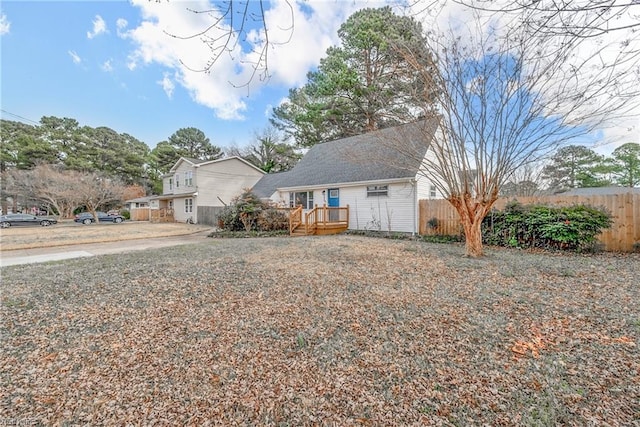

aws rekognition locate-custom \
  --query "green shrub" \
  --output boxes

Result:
[121,209,130,220]
[482,202,612,251]
[427,217,439,230]
[217,189,289,233]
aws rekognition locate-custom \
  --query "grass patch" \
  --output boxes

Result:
[1,236,638,425]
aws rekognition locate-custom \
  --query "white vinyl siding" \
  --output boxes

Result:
[172,163,196,196]
[339,182,417,233]
[273,181,419,233]
[416,174,443,200]
[194,159,264,207]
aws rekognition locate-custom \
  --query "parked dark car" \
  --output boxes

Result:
[0,213,58,228]
[74,211,125,225]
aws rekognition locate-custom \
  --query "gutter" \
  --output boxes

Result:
[277,177,413,193]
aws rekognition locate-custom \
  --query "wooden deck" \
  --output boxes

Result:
[150,208,175,223]
[289,205,349,236]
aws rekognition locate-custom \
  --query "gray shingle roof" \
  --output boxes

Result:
[251,171,293,199]
[253,119,437,196]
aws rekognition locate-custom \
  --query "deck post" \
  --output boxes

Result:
[346,204,349,228]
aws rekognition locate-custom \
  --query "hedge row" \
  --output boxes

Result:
[482,202,613,251]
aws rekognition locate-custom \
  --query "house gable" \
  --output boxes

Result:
[250,119,443,233]
[258,118,437,192]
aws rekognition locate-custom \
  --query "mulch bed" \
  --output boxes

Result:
[1,235,638,425]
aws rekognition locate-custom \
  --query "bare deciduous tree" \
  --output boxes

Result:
[6,164,126,219]
[6,164,80,218]
[390,5,638,257]
[160,0,294,86]
[75,174,127,223]
[500,164,543,197]
[453,0,640,37]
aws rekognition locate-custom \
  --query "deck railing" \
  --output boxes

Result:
[315,205,349,226]
[150,208,175,223]
[289,205,303,234]
[290,204,349,235]
[305,208,318,234]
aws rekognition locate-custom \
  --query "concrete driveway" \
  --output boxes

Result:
[0,230,211,267]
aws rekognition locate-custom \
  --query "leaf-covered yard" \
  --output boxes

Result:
[1,236,638,426]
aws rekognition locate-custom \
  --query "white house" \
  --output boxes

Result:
[252,119,444,234]
[156,156,265,224]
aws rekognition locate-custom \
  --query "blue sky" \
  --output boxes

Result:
[1,1,637,155]
[0,0,386,149]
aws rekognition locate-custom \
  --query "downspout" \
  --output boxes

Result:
[411,179,417,237]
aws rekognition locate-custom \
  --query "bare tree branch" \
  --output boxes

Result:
[380,4,639,256]
[453,0,640,37]
[158,0,295,87]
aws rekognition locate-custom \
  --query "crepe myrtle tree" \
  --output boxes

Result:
[385,8,639,257]
[75,173,127,223]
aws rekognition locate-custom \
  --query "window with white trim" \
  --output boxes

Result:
[168,178,173,191]
[367,185,388,197]
[185,171,193,187]
[289,191,314,209]
[430,185,437,198]
[175,173,180,188]
[185,198,193,213]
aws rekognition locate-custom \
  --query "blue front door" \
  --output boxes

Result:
[328,188,339,207]
[328,188,339,221]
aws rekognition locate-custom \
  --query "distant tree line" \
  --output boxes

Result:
[0,116,299,216]
[541,144,640,193]
[498,143,640,197]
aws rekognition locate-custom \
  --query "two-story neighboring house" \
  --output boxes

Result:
[156,156,265,225]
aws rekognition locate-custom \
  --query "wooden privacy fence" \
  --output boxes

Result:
[419,194,640,252]
[130,208,150,221]
[197,206,225,227]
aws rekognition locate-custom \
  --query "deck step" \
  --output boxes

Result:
[291,229,312,236]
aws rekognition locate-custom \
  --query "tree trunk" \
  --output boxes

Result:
[449,194,497,258]
[461,216,484,257]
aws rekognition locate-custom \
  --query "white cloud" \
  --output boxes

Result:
[101,59,113,72]
[158,73,175,99]
[121,0,638,146]
[124,0,394,120]
[0,13,10,35]
[87,15,107,39]
[407,0,640,152]
[68,50,81,64]
[116,18,128,37]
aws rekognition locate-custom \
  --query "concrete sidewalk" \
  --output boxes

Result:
[0,231,211,267]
